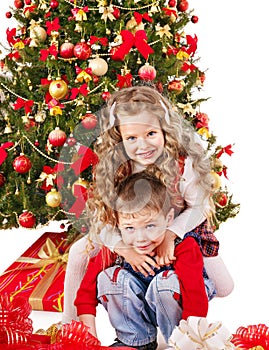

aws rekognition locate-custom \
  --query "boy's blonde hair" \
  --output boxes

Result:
[115,171,172,224]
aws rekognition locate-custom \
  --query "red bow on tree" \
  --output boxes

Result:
[116,73,133,88]
[13,98,34,114]
[112,30,154,61]
[40,44,58,61]
[133,11,153,24]
[0,142,14,166]
[70,84,90,99]
[89,36,108,46]
[46,17,61,35]
[70,145,99,176]
[216,144,234,158]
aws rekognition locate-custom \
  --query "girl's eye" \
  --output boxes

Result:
[126,136,136,141]
[124,226,135,233]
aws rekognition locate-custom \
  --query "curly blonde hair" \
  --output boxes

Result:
[87,85,214,239]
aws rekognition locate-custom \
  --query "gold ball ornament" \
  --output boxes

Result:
[211,172,222,191]
[88,57,108,76]
[72,178,89,196]
[49,78,68,100]
[46,188,62,207]
[29,26,47,46]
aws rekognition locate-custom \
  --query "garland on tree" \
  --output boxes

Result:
[0,0,239,234]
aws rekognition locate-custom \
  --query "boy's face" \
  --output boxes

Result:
[118,208,174,255]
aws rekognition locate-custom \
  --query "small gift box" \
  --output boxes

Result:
[0,231,72,312]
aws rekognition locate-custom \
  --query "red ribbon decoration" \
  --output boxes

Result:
[23,5,37,15]
[232,324,269,349]
[6,28,17,46]
[71,6,89,17]
[112,30,154,60]
[162,7,178,18]
[0,142,14,166]
[116,73,133,88]
[70,145,99,176]
[7,51,20,60]
[133,11,153,24]
[216,144,234,158]
[89,36,108,46]
[69,83,89,99]
[13,98,34,114]
[40,44,58,61]
[46,17,61,35]
[47,98,64,110]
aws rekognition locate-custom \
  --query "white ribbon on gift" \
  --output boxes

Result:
[168,317,235,350]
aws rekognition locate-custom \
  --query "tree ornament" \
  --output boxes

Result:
[88,57,108,76]
[48,127,67,147]
[178,0,189,12]
[14,0,24,9]
[24,0,31,4]
[215,192,228,207]
[80,224,88,233]
[72,178,89,195]
[6,12,12,19]
[59,41,74,59]
[49,78,68,100]
[73,40,92,60]
[0,173,6,187]
[101,90,111,101]
[18,210,36,228]
[81,112,98,130]
[112,6,120,19]
[168,79,185,94]
[50,0,59,9]
[191,15,199,23]
[138,63,156,81]
[13,153,32,174]
[169,0,177,7]
[211,172,221,191]
[126,17,144,33]
[67,134,77,146]
[46,188,62,207]
[29,25,47,47]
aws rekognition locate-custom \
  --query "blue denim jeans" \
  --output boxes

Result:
[97,265,215,346]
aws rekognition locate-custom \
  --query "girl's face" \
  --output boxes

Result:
[118,208,174,255]
[119,112,164,171]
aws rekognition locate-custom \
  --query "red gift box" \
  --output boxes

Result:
[0,232,72,312]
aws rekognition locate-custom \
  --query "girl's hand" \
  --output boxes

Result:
[154,229,177,266]
[114,242,159,276]
[79,314,98,338]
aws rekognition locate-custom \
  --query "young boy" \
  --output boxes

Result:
[74,172,215,350]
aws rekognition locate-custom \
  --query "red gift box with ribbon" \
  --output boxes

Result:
[0,232,72,312]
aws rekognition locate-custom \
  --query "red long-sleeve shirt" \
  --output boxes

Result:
[74,237,208,320]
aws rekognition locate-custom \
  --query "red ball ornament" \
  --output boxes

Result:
[6,12,12,18]
[168,79,185,94]
[178,0,189,11]
[24,0,31,4]
[59,41,74,58]
[67,135,77,146]
[101,90,111,101]
[14,0,24,9]
[215,192,228,207]
[81,112,98,130]
[138,63,157,81]
[50,0,59,8]
[0,173,6,187]
[191,15,199,23]
[13,154,32,174]
[169,0,177,7]
[19,210,36,228]
[112,6,120,19]
[74,40,92,60]
[48,127,67,147]
[49,78,68,100]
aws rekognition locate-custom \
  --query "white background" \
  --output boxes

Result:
[1,0,269,344]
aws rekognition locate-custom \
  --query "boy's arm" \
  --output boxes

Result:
[173,237,208,320]
[74,247,115,328]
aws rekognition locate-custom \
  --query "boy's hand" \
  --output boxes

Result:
[114,242,159,276]
[154,229,177,266]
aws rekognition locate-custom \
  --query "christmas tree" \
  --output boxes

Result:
[0,0,239,233]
